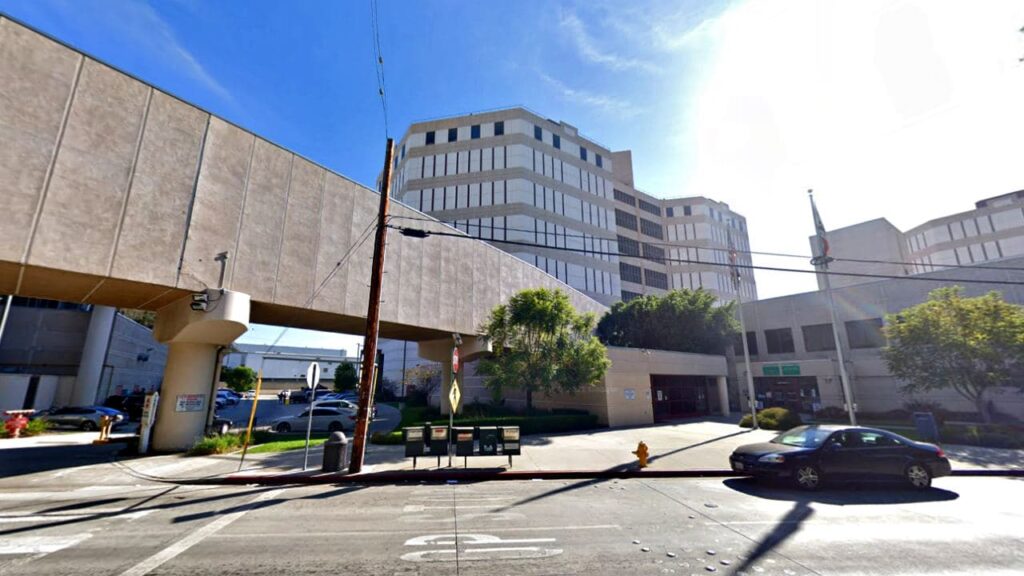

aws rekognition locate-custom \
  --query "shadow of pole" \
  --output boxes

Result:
[732,499,814,574]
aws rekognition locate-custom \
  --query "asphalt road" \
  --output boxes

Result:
[1,475,1020,575]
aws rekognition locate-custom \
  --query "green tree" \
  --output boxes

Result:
[477,288,610,410]
[596,289,739,354]
[333,361,359,393]
[221,366,257,393]
[883,287,1024,422]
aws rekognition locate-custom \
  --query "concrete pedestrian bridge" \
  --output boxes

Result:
[0,17,605,449]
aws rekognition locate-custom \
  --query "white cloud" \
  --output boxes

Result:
[559,11,660,73]
[538,72,641,118]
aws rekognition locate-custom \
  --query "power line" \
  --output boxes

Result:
[369,0,389,138]
[387,224,1024,287]
[387,214,1024,273]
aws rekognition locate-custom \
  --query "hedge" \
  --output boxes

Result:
[371,413,601,444]
[739,407,802,431]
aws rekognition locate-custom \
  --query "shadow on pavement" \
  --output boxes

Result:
[732,500,814,575]
[943,444,1024,470]
[0,442,130,479]
[722,477,960,505]
[647,428,755,465]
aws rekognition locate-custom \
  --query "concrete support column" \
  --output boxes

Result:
[716,376,730,417]
[151,342,220,451]
[70,305,116,406]
[418,335,489,416]
[150,289,250,452]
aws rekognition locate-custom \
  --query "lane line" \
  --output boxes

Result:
[0,533,92,575]
[116,489,283,576]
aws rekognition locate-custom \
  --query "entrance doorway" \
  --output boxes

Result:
[650,375,715,421]
[753,376,820,417]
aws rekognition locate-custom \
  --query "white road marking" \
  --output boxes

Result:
[116,489,283,576]
[401,546,563,562]
[0,510,153,523]
[405,534,556,546]
[0,533,92,555]
[403,504,497,512]
[400,512,525,523]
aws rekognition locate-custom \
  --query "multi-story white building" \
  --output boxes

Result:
[389,107,755,306]
[813,191,1024,289]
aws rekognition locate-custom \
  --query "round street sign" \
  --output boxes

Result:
[306,362,321,388]
[452,348,460,374]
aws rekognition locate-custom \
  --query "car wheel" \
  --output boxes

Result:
[80,421,98,432]
[276,422,292,433]
[905,463,931,489]
[218,423,230,436]
[794,464,822,491]
[328,421,342,433]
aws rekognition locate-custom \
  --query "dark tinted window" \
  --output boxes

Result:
[765,328,795,354]
[732,331,759,356]
[644,269,669,290]
[615,209,637,231]
[619,262,642,283]
[596,154,603,168]
[312,409,341,417]
[580,147,588,161]
[425,131,435,145]
[494,121,504,136]
[666,207,674,217]
[846,318,886,348]
[534,125,542,140]
[638,199,661,216]
[642,243,665,263]
[553,134,561,149]
[683,205,692,216]
[471,124,480,139]
[622,290,643,302]
[801,323,836,352]
[617,235,640,257]
[614,189,636,206]
[448,127,458,142]
[640,218,664,239]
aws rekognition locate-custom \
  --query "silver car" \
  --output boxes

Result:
[270,407,355,433]
[37,406,126,431]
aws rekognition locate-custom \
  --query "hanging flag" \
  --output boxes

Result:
[808,190,830,263]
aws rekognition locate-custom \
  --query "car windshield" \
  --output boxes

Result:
[771,426,834,448]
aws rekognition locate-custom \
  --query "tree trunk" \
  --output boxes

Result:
[976,394,993,424]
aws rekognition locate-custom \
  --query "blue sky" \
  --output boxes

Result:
[3,0,1023,352]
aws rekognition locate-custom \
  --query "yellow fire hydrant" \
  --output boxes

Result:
[93,415,113,445]
[633,441,649,469]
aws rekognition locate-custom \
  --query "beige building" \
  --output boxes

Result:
[389,107,755,305]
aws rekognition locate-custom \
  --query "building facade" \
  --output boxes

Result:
[389,107,755,306]
[814,191,1024,290]
[221,343,355,392]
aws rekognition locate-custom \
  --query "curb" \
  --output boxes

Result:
[950,469,1024,477]
[183,468,739,485]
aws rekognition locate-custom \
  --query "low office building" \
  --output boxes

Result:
[221,343,355,393]
[735,257,1024,421]
[0,298,166,412]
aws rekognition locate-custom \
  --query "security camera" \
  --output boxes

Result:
[452,333,463,347]
[190,292,209,311]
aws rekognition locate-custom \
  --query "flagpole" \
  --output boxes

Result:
[729,231,758,429]
[809,190,857,426]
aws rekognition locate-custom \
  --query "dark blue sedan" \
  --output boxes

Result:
[730,425,951,490]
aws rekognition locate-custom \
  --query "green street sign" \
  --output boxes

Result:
[781,364,801,376]
[762,365,781,376]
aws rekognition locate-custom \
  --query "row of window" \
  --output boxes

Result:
[530,147,611,200]
[911,240,1009,273]
[425,122,506,146]
[908,208,1024,254]
[504,214,617,263]
[736,318,886,356]
[616,262,668,291]
[637,198,661,217]
[664,204,746,231]
[512,252,619,296]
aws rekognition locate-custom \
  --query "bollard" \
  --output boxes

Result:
[322,431,349,473]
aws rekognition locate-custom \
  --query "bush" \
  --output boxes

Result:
[739,407,802,431]
[22,418,52,436]
[903,400,948,425]
[187,433,242,456]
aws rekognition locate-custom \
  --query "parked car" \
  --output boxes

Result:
[241,390,256,400]
[103,394,146,421]
[729,425,951,491]
[316,399,376,420]
[36,406,126,431]
[269,407,355,433]
[208,414,233,436]
[216,389,240,406]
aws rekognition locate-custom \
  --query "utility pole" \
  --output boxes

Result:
[348,138,394,474]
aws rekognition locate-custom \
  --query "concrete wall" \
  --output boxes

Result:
[97,314,168,399]
[0,307,88,374]
[813,218,911,289]
[0,17,605,342]
[0,374,59,412]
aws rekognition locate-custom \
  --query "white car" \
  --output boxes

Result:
[270,407,355,433]
[317,399,377,420]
